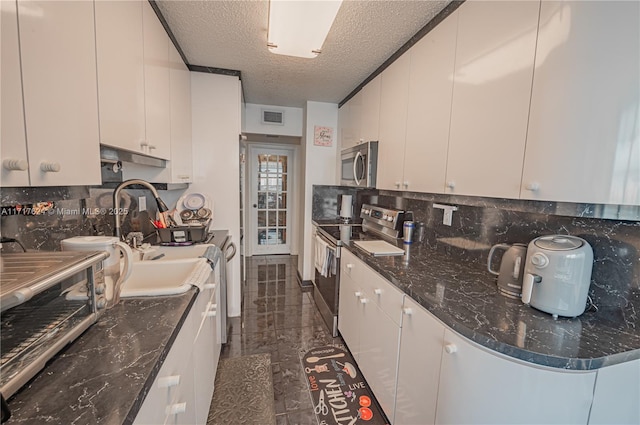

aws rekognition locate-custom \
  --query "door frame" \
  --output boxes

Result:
[245,143,297,257]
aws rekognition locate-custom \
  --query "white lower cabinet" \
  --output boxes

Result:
[589,359,640,424]
[435,329,596,425]
[135,267,221,424]
[338,250,402,421]
[394,296,444,425]
[339,248,625,425]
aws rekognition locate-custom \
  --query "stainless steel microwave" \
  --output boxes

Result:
[340,141,378,187]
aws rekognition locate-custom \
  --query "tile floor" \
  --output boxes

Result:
[221,255,343,425]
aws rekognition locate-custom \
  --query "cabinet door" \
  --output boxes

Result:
[134,300,196,425]
[142,1,171,160]
[193,281,218,424]
[1,0,29,187]
[589,359,640,424]
[338,102,351,151]
[337,271,362,361]
[521,1,640,205]
[403,10,458,194]
[360,75,381,144]
[436,329,596,424]
[169,43,193,183]
[395,297,444,425]
[95,0,146,153]
[357,298,400,422]
[377,54,410,191]
[18,0,101,186]
[445,0,539,198]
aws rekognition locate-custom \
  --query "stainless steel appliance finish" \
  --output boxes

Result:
[313,226,342,337]
[487,243,528,299]
[340,142,378,187]
[522,235,594,318]
[0,251,108,398]
[360,204,406,240]
[208,230,236,344]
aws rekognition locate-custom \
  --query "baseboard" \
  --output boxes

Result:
[296,270,313,291]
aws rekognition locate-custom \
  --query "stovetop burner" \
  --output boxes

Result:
[316,224,378,246]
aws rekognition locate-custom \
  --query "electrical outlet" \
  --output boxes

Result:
[138,196,147,212]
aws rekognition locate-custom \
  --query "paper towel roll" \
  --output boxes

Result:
[340,195,353,218]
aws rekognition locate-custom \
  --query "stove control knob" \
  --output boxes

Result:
[96,297,107,309]
[95,283,106,295]
[387,216,394,222]
[382,214,388,220]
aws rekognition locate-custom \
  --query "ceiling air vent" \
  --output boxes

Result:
[262,109,285,125]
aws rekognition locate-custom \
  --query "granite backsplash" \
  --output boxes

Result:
[0,186,183,252]
[312,185,640,312]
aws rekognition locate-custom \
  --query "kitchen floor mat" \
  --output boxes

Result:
[207,353,276,425]
[301,345,390,425]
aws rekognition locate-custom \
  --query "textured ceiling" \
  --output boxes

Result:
[156,0,451,108]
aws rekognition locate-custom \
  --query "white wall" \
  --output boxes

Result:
[298,101,339,281]
[190,72,242,317]
[243,103,304,137]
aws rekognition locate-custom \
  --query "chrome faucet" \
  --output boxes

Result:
[113,179,169,238]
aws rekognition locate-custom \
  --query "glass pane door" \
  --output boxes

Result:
[251,148,292,255]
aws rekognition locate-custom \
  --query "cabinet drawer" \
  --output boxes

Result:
[341,249,361,282]
[359,262,405,326]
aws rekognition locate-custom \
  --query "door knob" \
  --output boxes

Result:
[253,204,257,208]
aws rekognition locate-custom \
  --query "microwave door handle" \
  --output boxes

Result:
[353,151,362,186]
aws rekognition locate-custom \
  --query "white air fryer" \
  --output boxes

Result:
[521,235,593,318]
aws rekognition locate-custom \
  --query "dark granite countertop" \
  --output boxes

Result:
[343,240,640,371]
[6,290,198,424]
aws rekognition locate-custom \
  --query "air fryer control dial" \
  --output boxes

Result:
[530,253,549,268]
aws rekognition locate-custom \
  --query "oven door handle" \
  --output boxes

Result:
[315,231,340,258]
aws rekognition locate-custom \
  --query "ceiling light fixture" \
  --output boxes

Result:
[267,0,343,58]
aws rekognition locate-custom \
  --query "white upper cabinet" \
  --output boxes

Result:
[445,0,540,199]
[521,1,640,205]
[360,75,381,144]
[168,43,193,183]
[377,54,411,191]
[142,1,171,160]
[95,0,146,154]
[403,11,459,194]
[339,92,361,150]
[1,0,29,187]
[17,0,101,186]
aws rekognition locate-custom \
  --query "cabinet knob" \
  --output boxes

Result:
[525,182,540,192]
[360,298,369,304]
[157,375,181,388]
[354,291,362,298]
[402,307,413,315]
[207,310,217,317]
[166,402,187,415]
[148,144,157,151]
[444,343,457,354]
[395,182,401,189]
[403,181,409,189]
[447,181,456,190]
[374,288,382,295]
[40,161,60,172]
[203,283,216,290]
[346,263,353,269]
[3,159,28,171]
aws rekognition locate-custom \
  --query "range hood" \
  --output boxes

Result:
[100,144,166,168]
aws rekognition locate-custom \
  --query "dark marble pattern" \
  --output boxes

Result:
[222,255,345,425]
[5,292,197,424]
[344,241,640,370]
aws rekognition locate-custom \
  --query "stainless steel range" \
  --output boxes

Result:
[312,204,407,337]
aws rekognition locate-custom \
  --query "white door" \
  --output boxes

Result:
[249,147,293,255]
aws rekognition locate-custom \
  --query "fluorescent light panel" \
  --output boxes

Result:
[268,0,343,58]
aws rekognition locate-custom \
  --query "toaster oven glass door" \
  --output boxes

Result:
[0,266,98,398]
